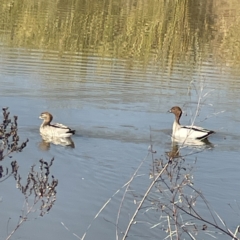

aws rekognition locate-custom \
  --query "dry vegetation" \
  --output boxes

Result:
[0,108,57,240]
[76,140,240,240]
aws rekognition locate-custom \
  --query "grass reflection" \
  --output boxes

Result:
[0,0,215,68]
[1,0,240,70]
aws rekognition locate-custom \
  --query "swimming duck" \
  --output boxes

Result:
[169,106,215,140]
[39,112,75,138]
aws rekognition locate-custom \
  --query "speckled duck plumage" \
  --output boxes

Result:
[39,112,75,138]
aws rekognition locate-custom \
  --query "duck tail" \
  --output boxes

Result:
[197,130,215,140]
[68,129,76,135]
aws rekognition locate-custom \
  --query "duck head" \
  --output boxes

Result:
[39,112,53,125]
[169,106,182,123]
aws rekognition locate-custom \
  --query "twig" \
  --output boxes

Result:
[233,225,240,240]
[79,150,150,240]
[167,215,173,240]
[6,159,57,240]
[122,162,169,240]
[116,151,150,240]
[175,204,238,240]
[6,201,35,240]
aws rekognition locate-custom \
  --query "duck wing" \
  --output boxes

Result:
[53,123,70,129]
[52,123,75,135]
[39,123,75,138]
[176,125,214,140]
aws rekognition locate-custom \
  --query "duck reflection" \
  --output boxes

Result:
[167,141,180,159]
[39,135,75,151]
[171,136,214,148]
[167,137,214,160]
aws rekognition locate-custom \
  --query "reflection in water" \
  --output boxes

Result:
[39,136,75,151]
[0,0,216,69]
[0,1,239,240]
[167,138,214,159]
[167,141,180,160]
[171,137,214,148]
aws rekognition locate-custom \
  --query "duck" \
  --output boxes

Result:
[169,106,215,140]
[39,112,75,138]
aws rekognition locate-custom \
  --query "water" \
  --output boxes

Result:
[0,1,240,239]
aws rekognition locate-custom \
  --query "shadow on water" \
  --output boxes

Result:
[72,125,171,145]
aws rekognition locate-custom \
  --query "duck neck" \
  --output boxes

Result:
[41,120,50,127]
[172,113,181,134]
[175,112,181,125]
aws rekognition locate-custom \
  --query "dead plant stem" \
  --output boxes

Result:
[116,152,150,240]
[122,162,169,240]
[175,204,238,240]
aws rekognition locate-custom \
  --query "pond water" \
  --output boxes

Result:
[0,1,240,240]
